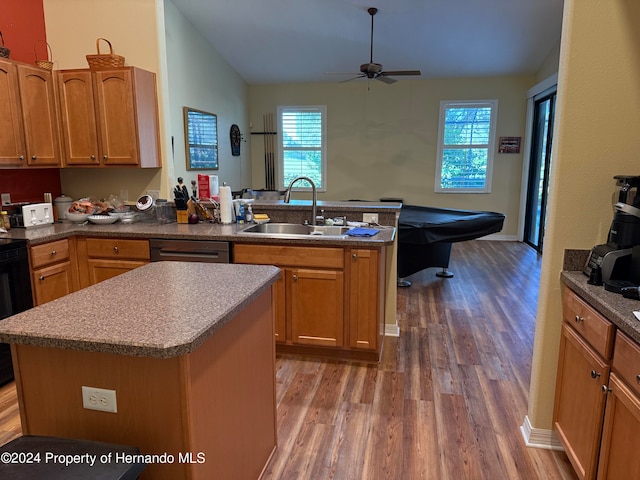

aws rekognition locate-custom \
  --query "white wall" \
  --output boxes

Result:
[164,1,251,193]
[250,75,533,237]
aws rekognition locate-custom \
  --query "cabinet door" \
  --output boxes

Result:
[272,269,286,343]
[86,258,148,285]
[17,64,60,167]
[93,69,138,165]
[56,70,100,165]
[32,262,74,305]
[289,268,344,347]
[553,323,610,480]
[349,248,384,350]
[0,59,26,167]
[597,373,640,479]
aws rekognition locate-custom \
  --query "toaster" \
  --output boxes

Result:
[12,203,55,228]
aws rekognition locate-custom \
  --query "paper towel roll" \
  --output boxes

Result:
[219,186,233,224]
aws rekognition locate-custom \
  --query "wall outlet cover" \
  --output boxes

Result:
[82,386,117,413]
[363,213,379,224]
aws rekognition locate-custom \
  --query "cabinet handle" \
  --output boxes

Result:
[636,374,640,385]
[39,275,45,281]
[590,370,601,379]
[19,155,24,160]
[574,315,584,323]
[50,250,57,256]
[292,274,298,281]
[31,155,37,160]
[113,246,119,253]
[352,253,358,259]
[103,155,108,161]
[602,385,611,394]
[90,154,96,160]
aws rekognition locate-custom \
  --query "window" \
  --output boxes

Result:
[184,107,218,170]
[435,100,498,193]
[278,106,326,191]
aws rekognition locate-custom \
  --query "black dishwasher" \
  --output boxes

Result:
[149,239,230,263]
[0,239,33,385]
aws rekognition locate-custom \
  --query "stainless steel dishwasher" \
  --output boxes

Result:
[149,239,230,263]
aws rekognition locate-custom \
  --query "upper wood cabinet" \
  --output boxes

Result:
[0,59,60,168]
[56,67,161,168]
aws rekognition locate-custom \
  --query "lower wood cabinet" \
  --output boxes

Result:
[289,267,344,347]
[234,243,385,361]
[597,332,640,479]
[29,238,78,305]
[554,322,610,480]
[555,287,640,480]
[76,237,150,288]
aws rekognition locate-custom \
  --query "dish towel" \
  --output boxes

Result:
[345,227,379,237]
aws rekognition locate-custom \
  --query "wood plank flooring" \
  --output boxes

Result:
[0,240,576,479]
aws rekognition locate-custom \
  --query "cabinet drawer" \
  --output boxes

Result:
[563,287,615,360]
[30,239,71,269]
[234,244,343,269]
[613,331,640,397]
[85,238,150,260]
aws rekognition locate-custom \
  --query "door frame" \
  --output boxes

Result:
[518,73,558,243]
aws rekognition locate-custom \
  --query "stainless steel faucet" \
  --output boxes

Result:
[284,176,318,225]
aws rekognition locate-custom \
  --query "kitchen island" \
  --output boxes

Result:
[0,261,280,480]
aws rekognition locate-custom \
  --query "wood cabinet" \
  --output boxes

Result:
[56,67,160,168]
[597,331,640,479]
[348,248,385,351]
[0,59,60,168]
[29,239,77,305]
[76,237,150,288]
[234,243,385,360]
[554,322,611,480]
[555,287,640,480]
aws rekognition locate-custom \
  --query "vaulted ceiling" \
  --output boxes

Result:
[170,0,564,85]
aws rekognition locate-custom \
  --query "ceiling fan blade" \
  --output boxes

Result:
[376,75,397,85]
[339,74,366,84]
[381,70,422,76]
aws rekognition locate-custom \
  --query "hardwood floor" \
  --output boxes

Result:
[261,240,576,480]
[0,240,576,479]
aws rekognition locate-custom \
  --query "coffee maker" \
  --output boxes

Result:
[584,175,640,288]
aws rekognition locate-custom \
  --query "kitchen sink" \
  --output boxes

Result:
[239,223,351,238]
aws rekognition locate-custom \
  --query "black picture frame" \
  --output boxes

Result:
[184,107,218,170]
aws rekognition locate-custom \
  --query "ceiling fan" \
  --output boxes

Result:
[335,7,421,84]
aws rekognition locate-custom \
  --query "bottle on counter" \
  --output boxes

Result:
[0,211,10,230]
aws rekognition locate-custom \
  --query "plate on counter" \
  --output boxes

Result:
[88,215,118,225]
[65,212,91,223]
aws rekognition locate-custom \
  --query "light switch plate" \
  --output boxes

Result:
[1,193,10,205]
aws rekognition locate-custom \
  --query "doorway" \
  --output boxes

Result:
[524,88,556,253]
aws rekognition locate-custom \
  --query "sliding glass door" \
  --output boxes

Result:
[524,89,556,252]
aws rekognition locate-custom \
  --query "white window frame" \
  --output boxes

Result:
[435,99,498,193]
[277,105,327,192]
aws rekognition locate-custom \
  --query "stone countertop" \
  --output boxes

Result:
[1,219,395,247]
[561,271,640,344]
[0,262,280,358]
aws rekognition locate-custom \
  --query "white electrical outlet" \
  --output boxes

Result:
[363,213,379,224]
[82,386,117,413]
[1,193,10,205]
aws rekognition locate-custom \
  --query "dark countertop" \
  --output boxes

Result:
[1,199,399,246]
[561,270,640,344]
[0,262,281,358]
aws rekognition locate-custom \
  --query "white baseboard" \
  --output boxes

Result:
[520,415,564,451]
[479,233,518,241]
[384,323,400,337]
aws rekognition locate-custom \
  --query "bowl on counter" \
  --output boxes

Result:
[108,211,129,221]
[88,215,118,225]
[65,212,91,223]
